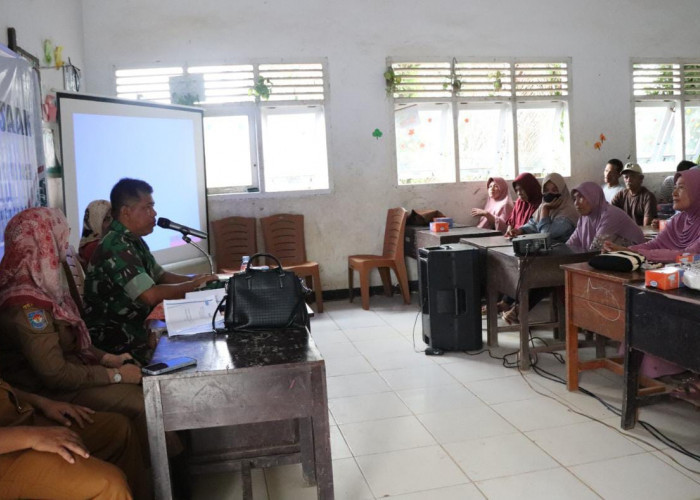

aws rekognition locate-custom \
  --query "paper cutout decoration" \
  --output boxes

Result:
[372,128,383,139]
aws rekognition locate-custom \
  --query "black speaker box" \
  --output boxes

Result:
[418,243,482,351]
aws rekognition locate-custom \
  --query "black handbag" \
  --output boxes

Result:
[215,253,309,332]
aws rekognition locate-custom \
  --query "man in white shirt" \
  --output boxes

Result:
[602,158,624,203]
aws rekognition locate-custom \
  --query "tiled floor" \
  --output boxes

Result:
[192,296,700,499]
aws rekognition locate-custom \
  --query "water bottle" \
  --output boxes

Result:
[240,255,250,272]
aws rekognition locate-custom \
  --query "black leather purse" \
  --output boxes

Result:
[215,253,309,332]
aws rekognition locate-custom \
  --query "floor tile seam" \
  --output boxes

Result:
[650,451,700,485]
[333,455,378,500]
[326,389,395,401]
[473,467,605,500]
[334,412,427,428]
[455,461,563,484]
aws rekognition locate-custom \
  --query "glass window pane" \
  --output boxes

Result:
[684,105,700,163]
[261,106,329,192]
[395,102,455,185]
[458,104,514,181]
[516,103,570,177]
[203,115,253,188]
[635,103,679,172]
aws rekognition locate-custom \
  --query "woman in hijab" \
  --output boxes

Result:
[471,177,514,233]
[603,169,700,379]
[78,200,112,266]
[0,208,147,457]
[567,182,645,251]
[506,172,579,243]
[606,168,700,262]
[504,172,542,233]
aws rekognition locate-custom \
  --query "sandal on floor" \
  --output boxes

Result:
[670,379,700,407]
[502,305,519,325]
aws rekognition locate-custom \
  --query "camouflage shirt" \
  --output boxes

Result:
[83,220,164,363]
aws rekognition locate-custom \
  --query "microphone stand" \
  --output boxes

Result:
[181,233,214,275]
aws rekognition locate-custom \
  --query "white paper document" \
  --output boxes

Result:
[163,291,226,336]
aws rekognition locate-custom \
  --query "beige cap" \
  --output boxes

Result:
[621,162,643,175]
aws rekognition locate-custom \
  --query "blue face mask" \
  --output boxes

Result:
[543,192,561,203]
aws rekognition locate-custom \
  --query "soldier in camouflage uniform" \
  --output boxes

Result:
[84,178,215,364]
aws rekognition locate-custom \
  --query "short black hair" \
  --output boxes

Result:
[110,178,153,220]
[676,160,697,172]
[607,159,623,174]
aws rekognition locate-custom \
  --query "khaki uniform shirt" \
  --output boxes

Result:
[0,379,34,427]
[0,305,110,394]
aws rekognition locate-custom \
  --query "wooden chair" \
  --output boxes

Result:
[63,245,86,316]
[348,207,411,310]
[260,213,324,313]
[211,216,258,273]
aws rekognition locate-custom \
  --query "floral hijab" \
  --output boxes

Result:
[79,200,112,249]
[0,208,94,356]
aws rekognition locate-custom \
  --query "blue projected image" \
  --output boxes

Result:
[72,113,202,253]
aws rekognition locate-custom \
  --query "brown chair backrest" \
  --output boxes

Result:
[63,245,86,315]
[260,213,307,267]
[211,216,258,272]
[382,207,409,260]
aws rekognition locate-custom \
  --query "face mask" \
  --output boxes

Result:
[543,192,561,203]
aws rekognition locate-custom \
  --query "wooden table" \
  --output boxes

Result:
[485,245,598,369]
[622,283,700,429]
[143,329,333,499]
[415,226,501,250]
[561,262,648,391]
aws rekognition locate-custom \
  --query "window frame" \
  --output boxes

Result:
[114,59,332,197]
[388,56,573,186]
[631,59,700,173]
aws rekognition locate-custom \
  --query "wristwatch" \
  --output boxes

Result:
[112,368,122,384]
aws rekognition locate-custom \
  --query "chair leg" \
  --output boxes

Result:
[311,268,324,313]
[359,268,371,310]
[348,266,355,303]
[393,262,411,305]
[378,267,393,297]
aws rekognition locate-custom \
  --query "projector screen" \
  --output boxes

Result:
[57,93,208,267]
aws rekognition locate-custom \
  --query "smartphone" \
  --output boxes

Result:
[142,356,197,376]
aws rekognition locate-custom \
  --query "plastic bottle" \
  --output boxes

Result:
[240,255,250,272]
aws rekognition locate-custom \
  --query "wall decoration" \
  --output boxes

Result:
[372,128,383,139]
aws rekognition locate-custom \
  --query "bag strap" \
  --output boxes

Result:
[212,292,228,334]
[246,253,285,274]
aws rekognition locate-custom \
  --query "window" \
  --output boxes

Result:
[115,62,330,194]
[632,61,700,172]
[390,59,571,185]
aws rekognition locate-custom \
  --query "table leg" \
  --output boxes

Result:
[143,380,172,500]
[518,289,531,370]
[299,417,317,486]
[565,273,579,391]
[487,284,499,347]
[622,347,644,429]
[310,366,334,499]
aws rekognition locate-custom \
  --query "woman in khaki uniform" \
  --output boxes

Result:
[0,378,148,499]
[0,208,147,456]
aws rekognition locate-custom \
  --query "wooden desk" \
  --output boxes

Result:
[415,226,501,250]
[561,263,647,391]
[143,330,333,499]
[485,245,598,370]
[622,283,700,429]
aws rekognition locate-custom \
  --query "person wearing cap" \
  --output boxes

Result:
[610,162,657,226]
[602,158,625,203]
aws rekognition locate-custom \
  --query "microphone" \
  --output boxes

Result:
[157,217,208,240]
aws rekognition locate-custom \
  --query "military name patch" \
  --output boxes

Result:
[27,310,48,330]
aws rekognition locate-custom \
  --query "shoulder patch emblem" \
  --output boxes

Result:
[22,303,34,309]
[27,310,48,330]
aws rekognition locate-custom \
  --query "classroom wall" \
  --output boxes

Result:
[8,0,700,289]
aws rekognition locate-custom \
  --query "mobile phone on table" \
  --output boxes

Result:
[142,356,197,375]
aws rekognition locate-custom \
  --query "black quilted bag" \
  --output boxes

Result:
[219,253,309,332]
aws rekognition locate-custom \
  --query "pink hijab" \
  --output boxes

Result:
[651,168,700,249]
[0,208,94,358]
[567,182,645,250]
[477,177,514,231]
